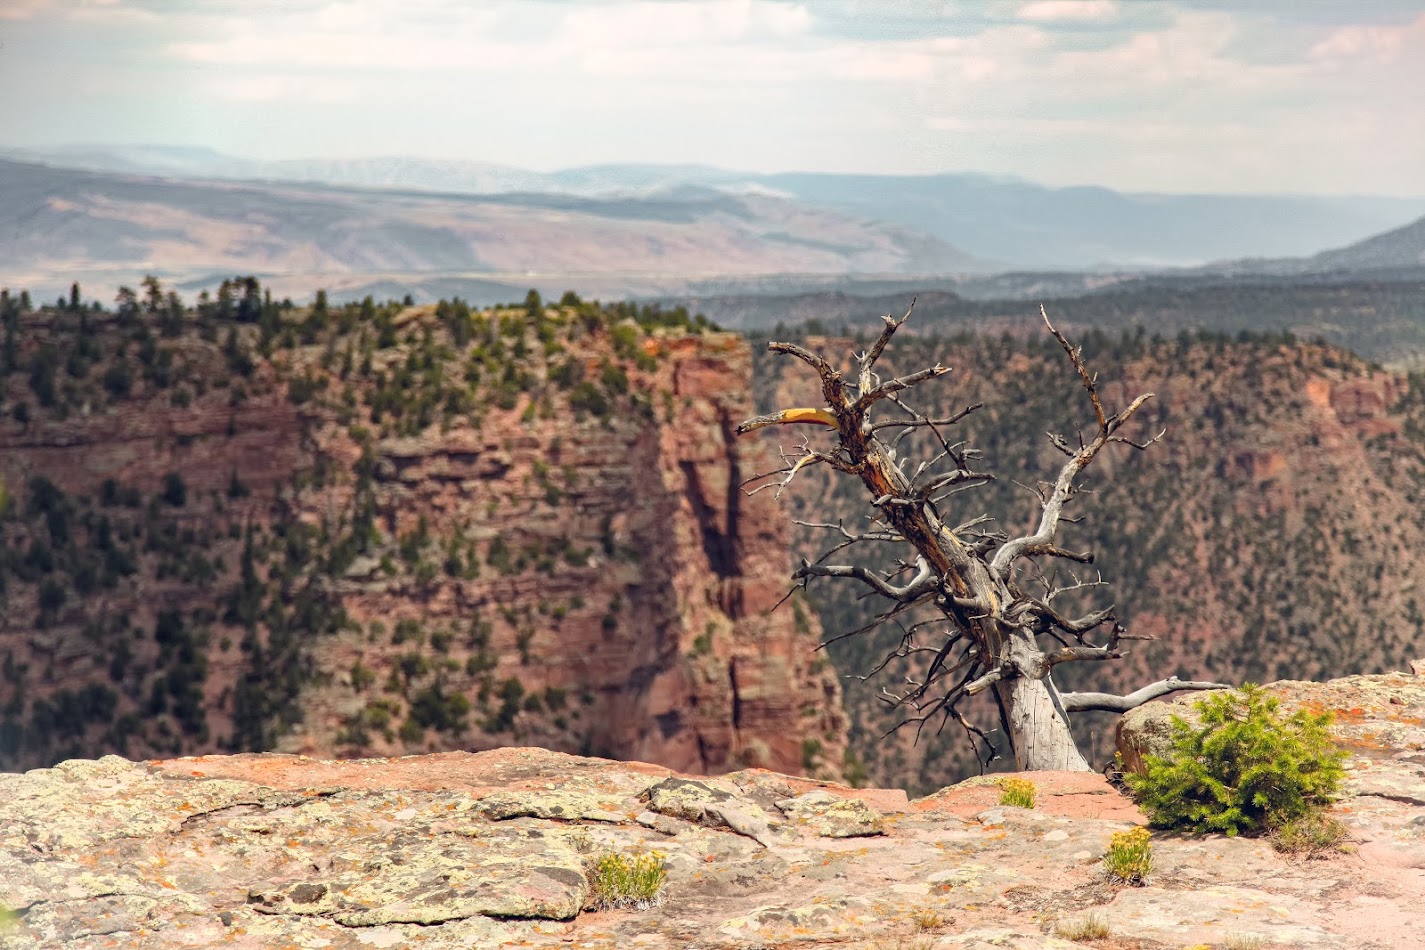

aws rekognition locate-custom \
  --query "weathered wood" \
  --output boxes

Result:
[740,304,1227,772]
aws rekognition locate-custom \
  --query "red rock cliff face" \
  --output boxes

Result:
[0,327,308,763]
[0,307,846,779]
[283,329,846,777]
[646,336,845,773]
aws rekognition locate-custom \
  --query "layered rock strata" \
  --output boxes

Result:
[0,305,846,779]
[288,330,846,775]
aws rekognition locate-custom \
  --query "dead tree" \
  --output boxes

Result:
[738,304,1227,772]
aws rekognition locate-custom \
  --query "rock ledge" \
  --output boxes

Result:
[3,671,1423,949]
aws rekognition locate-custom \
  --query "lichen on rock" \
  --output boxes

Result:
[1,681,1422,950]
[775,789,885,837]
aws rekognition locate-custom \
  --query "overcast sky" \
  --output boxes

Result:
[1,0,1422,195]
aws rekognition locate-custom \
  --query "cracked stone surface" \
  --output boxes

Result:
[1,672,1423,949]
[775,789,885,838]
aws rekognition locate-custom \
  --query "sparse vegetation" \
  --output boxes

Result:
[997,776,1037,809]
[1103,826,1153,885]
[908,906,947,932]
[586,849,667,910]
[1053,912,1110,940]
[1223,935,1264,950]
[1270,810,1349,857]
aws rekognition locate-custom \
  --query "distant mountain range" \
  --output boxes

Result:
[0,158,980,303]
[1308,213,1425,271]
[6,145,1425,272]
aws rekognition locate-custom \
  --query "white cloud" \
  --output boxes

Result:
[1017,0,1117,23]
[0,0,52,20]
[0,0,161,22]
[167,4,504,70]
[68,6,160,23]
[558,0,811,47]
[4,0,1422,194]
[1309,11,1422,60]
[207,74,359,104]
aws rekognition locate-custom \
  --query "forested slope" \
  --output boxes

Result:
[753,328,1425,791]
[0,283,846,776]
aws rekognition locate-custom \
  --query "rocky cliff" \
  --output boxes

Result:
[1,667,1421,949]
[0,289,846,778]
[753,330,1425,790]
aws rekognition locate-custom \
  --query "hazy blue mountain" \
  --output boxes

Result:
[754,172,1425,270]
[1307,213,1425,271]
[546,163,751,194]
[7,145,1424,272]
[1,144,243,177]
[0,145,555,195]
[0,159,982,302]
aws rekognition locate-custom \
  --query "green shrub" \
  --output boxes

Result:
[587,849,667,910]
[102,361,133,397]
[1103,826,1153,885]
[350,660,376,691]
[569,381,609,417]
[609,322,639,358]
[409,685,470,733]
[161,472,187,507]
[398,716,424,744]
[1124,684,1346,836]
[997,776,1036,809]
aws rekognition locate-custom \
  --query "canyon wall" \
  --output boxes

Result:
[287,329,846,776]
[0,298,846,778]
[753,331,1425,790]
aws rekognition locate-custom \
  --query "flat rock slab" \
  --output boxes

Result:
[1104,883,1339,947]
[913,770,1144,822]
[152,746,675,795]
[776,789,885,837]
[2,674,1423,950]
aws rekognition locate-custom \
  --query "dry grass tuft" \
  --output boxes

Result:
[1053,911,1111,941]
[1270,811,1349,858]
[908,906,948,932]
[1223,935,1264,950]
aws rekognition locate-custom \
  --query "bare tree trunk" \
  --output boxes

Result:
[739,303,1228,773]
[994,630,1090,771]
[860,446,1091,770]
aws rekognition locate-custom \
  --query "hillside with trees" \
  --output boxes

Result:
[753,325,1425,790]
[0,280,846,777]
[683,276,1425,371]
[3,279,1423,792]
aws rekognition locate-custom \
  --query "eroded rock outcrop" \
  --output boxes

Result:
[2,670,1421,950]
[0,305,846,780]
[287,329,846,776]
